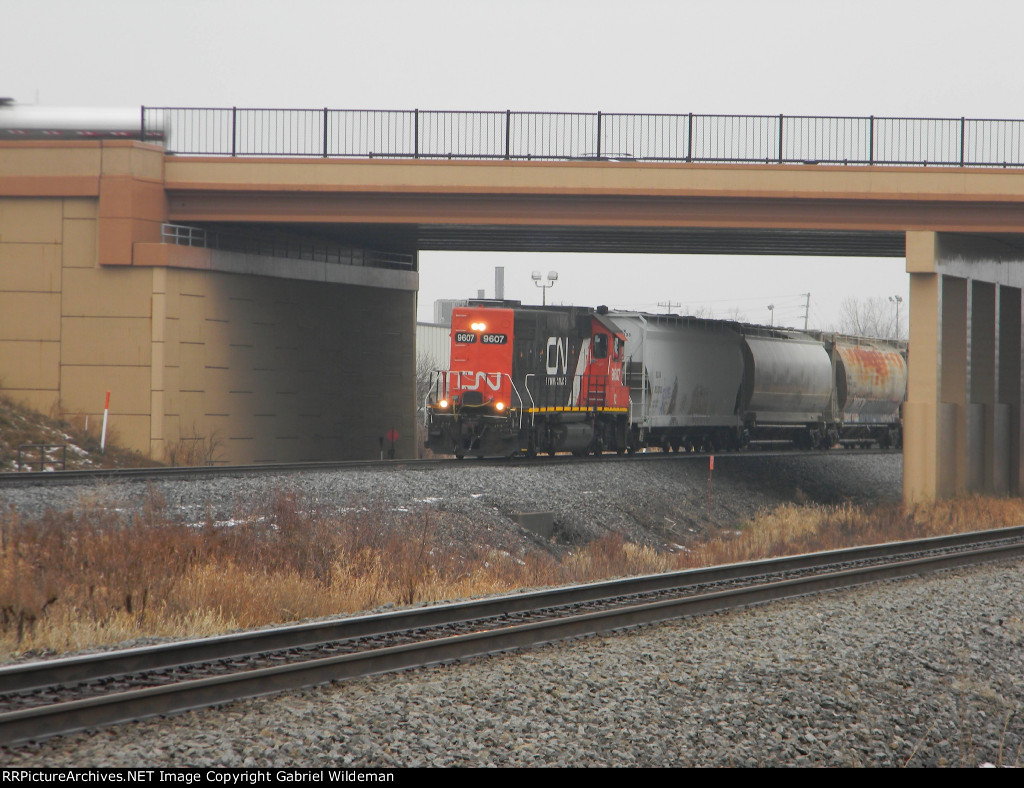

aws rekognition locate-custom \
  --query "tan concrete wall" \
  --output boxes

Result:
[0,191,160,450]
[0,201,417,463]
[0,197,78,415]
[1,142,417,464]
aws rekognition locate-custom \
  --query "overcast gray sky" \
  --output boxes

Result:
[7,0,1022,327]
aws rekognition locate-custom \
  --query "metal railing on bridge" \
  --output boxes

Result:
[142,107,1024,168]
[161,223,415,270]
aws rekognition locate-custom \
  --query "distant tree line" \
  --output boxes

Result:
[832,296,906,340]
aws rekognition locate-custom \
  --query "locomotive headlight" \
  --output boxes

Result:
[437,398,449,409]
[494,401,506,412]
[471,322,486,331]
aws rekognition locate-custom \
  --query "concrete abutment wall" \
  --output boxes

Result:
[0,142,417,464]
[151,267,417,464]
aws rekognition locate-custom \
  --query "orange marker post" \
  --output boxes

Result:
[708,454,714,516]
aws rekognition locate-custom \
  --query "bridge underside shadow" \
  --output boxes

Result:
[196,222,906,258]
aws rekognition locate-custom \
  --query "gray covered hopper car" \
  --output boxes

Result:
[610,312,840,451]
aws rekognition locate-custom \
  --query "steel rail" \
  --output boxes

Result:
[1,529,1022,746]
[3,523,1016,695]
[0,448,894,487]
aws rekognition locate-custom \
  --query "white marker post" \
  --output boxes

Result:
[100,390,110,453]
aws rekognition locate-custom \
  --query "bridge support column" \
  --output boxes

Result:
[903,231,1024,502]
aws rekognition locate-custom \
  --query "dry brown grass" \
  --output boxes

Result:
[682,496,1024,570]
[2,490,1022,660]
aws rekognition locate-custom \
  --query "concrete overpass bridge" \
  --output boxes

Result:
[5,107,1024,501]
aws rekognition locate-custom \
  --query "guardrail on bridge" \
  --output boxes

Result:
[141,107,1024,167]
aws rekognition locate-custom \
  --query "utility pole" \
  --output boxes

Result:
[801,292,811,330]
[658,301,681,314]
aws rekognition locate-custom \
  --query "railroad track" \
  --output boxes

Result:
[1,525,1021,747]
[0,448,894,487]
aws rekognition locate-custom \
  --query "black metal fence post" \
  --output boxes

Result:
[596,111,602,159]
[414,108,419,159]
[323,108,329,157]
[686,113,693,162]
[505,109,511,160]
[231,106,237,157]
[140,106,146,142]
[960,116,966,166]
[869,115,874,165]
[778,113,784,163]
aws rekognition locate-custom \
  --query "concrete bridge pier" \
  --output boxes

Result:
[904,231,1024,502]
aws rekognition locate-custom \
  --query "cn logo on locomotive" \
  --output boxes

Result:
[448,370,503,392]
[545,336,569,375]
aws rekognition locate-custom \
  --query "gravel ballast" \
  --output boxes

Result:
[2,452,904,555]
[4,557,1023,767]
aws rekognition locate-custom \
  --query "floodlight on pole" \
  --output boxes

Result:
[533,270,558,305]
[889,294,904,339]
[767,304,775,326]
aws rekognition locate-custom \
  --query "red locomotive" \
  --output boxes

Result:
[425,302,632,457]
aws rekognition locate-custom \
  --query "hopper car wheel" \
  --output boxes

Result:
[455,452,464,460]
